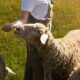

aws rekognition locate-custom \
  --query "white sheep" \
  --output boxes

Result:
[14,23,80,80]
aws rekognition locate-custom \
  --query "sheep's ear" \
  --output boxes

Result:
[40,34,48,45]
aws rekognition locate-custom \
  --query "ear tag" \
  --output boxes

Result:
[40,34,48,45]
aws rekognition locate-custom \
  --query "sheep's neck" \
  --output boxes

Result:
[35,32,64,67]
[39,40,56,59]
[37,33,57,60]
[38,37,78,69]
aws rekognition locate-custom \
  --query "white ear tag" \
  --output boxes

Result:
[40,34,48,44]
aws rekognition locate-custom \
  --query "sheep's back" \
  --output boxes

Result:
[64,29,80,42]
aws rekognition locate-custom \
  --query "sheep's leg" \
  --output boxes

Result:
[44,71,53,80]
[68,67,80,80]
[44,72,49,80]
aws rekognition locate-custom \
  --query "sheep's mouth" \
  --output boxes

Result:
[14,30,23,38]
[14,30,20,35]
[14,27,23,34]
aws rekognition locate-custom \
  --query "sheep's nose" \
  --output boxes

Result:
[14,27,23,31]
[16,27,21,31]
[14,27,22,33]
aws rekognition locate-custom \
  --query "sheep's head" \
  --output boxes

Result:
[14,23,53,46]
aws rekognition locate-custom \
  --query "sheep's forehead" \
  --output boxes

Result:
[35,23,46,28]
[23,23,47,32]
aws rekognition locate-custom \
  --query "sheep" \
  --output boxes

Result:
[0,54,15,80]
[14,23,80,80]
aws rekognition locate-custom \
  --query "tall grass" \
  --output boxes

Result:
[0,0,80,80]
[53,0,80,37]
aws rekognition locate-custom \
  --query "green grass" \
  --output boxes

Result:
[0,0,80,80]
[0,0,26,80]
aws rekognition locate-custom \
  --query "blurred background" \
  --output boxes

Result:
[0,0,80,80]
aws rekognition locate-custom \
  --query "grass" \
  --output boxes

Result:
[0,0,26,80]
[52,0,80,37]
[0,0,80,80]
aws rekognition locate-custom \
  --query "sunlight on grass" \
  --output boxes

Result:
[52,0,80,37]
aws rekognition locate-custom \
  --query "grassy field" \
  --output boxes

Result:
[0,0,80,80]
[53,0,80,37]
